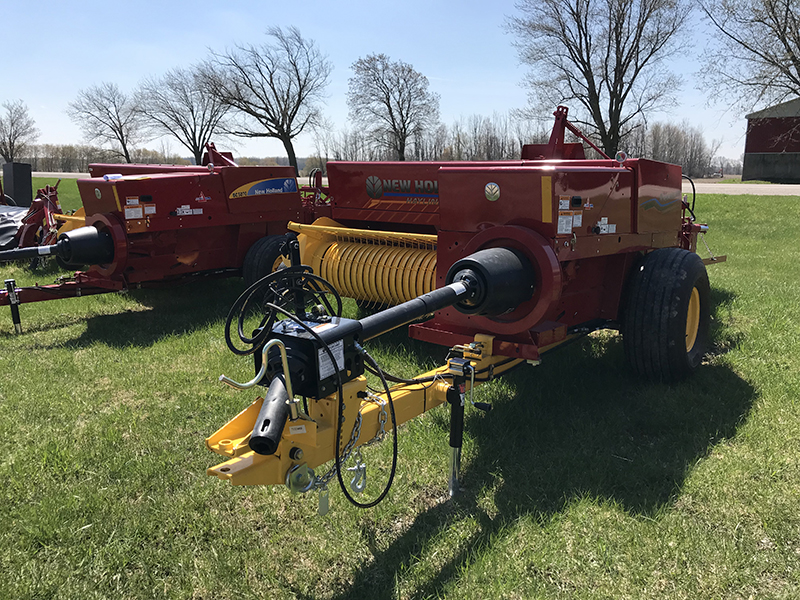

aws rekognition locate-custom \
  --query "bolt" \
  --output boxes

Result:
[290,447,304,461]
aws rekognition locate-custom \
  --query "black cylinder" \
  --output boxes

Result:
[249,374,291,456]
[56,226,115,266]
[0,225,116,265]
[448,384,465,449]
[359,281,471,341]
[446,247,535,316]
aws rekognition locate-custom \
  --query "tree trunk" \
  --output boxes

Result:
[397,135,406,161]
[282,136,299,175]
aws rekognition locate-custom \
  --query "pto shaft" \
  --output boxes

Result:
[0,226,114,266]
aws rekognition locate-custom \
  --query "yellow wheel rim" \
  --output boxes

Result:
[271,255,286,273]
[685,287,701,351]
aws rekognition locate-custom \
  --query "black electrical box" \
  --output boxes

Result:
[258,316,364,399]
[2,163,32,208]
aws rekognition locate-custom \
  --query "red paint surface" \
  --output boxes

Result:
[745,117,800,153]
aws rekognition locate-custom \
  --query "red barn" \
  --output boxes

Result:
[742,97,800,183]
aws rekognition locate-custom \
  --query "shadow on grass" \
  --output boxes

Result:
[324,289,753,600]
[38,278,244,349]
[709,285,743,358]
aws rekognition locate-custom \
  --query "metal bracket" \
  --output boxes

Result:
[285,463,316,494]
[4,279,21,334]
[447,357,470,377]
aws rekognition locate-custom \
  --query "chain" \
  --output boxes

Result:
[700,232,716,261]
[315,411,362,488]
[313,392,388,490]
[363,391,388,446]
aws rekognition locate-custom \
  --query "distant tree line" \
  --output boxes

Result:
[5,143,314,174]
[311,112,550,164]
[5,116,739,180]
[12,144,190,172]
[625,121,741,177]
[308,112,740,177]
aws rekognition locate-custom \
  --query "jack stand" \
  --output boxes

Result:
[5,279,21,334]
[447,379,466,497]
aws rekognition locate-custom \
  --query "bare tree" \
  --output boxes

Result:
[347,54,440,161]
[67,82,146,163]
[0,100,39,163]
[136,67,230,165]
[507,0,689,156]
[202,26,332,173]
[632,120,721,177]
[699,0,800,110]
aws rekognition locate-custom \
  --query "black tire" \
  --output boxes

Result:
[242,235,285,287]
[622,247,711,382]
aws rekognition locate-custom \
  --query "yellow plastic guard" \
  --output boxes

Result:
[54,208,87,234]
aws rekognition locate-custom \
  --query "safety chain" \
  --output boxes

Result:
[700,232,717,261]
[313,391,388,490]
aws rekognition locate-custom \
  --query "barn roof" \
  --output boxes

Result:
[746,97,800,119]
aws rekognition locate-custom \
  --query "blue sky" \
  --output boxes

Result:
[4,1,746,160]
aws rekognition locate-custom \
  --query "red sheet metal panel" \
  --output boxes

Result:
[745,117,800,153]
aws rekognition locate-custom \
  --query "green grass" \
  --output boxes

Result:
[1,194,800,599]
[0,176,82,211]
[718,178,772,185]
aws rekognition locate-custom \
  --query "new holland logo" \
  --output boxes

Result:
[229,178,297,199]
[365,175,440,204]
[485,182,500,202]
[366,176,383,199]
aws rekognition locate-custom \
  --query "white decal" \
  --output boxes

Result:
[558,212,573,235]
[318,339,345,380]
[125,206,144,220]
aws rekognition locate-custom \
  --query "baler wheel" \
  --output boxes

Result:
[243,236,285,287]
[623,247,710,382]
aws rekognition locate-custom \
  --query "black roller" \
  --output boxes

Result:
[56,226,115,266]
[249,374,291,456]
[0,225,114,266]
[446,247,535,316]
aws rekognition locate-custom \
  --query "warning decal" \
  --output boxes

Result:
[318,339,345,380]
[124,206,143,220]
[558,211,573,235]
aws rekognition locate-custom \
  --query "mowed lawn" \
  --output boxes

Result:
[1,185,799,599]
